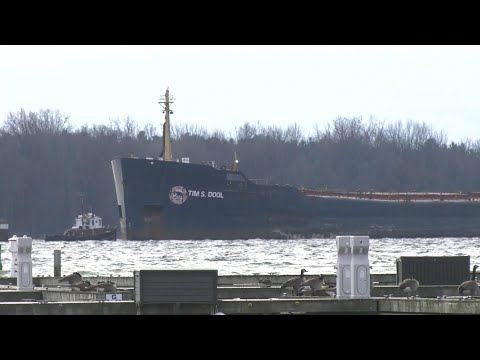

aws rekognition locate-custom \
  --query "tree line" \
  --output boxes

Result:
[1,108,480,237]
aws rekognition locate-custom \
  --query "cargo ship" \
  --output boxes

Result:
[111,89,480,240]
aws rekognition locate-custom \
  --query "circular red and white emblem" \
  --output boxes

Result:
[169,186,188,205]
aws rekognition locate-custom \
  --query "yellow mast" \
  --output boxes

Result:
[159,88,174,161]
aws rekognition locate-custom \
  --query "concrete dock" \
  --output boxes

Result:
[0,296,479,315]
[0,274,478,314]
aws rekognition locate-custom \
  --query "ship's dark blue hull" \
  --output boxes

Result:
[111,157,480,240]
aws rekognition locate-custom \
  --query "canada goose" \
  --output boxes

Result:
[71,280,94,291]
[458,265,479,296]
[317,284,337,297]
[256,276,272,287]
[299,284,336,297]
[281,269,307,296]
[300,275,325,293]
[297,275,325,296]
[94,281,117,292]
[58,272,82,285]
[297,286,313,296]
[399,276,419,298]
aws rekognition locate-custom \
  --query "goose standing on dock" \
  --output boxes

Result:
[58,272,83,285]
[458,265,479,296]
[280,269,307,296]
[298,275,325,296]
[399,276,419,298]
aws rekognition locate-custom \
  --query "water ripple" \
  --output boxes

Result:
[1,237,479,277]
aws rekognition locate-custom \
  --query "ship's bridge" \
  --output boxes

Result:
[73,213,103,229]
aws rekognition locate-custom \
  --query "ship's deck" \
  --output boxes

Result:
[301,189,480,202]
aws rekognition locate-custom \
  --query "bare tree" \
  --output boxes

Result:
[143,122,158,140]
[3,110,480,237]
[3,108,71,136]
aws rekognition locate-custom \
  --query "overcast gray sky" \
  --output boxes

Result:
[1,45,479,142]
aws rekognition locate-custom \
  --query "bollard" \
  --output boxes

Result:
[7,235,18,277]
[54,250,61,277]
[16,235,33,290]
[350,236,370,298]
[0,244,2,271]
[336,236,352,299]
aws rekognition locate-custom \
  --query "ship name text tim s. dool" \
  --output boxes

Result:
[188,190,224,198]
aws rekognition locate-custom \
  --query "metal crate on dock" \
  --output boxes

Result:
[396,256,470,285]
[134,269,218,305]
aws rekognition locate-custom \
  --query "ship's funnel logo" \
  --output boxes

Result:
[169,186,188,205]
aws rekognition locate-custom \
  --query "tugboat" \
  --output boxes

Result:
[45,196,116,241]
[45,213,117,241]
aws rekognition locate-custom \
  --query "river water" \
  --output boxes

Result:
[1,237,479,277]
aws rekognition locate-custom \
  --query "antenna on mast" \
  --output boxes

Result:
[80,194,86,227]
[233,151,239,172]
[158,87,174,161]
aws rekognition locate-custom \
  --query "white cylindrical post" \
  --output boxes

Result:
[336,236,352,299]
[351,236,370,298]
[16,235,33,290]
[7,235,18,277]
